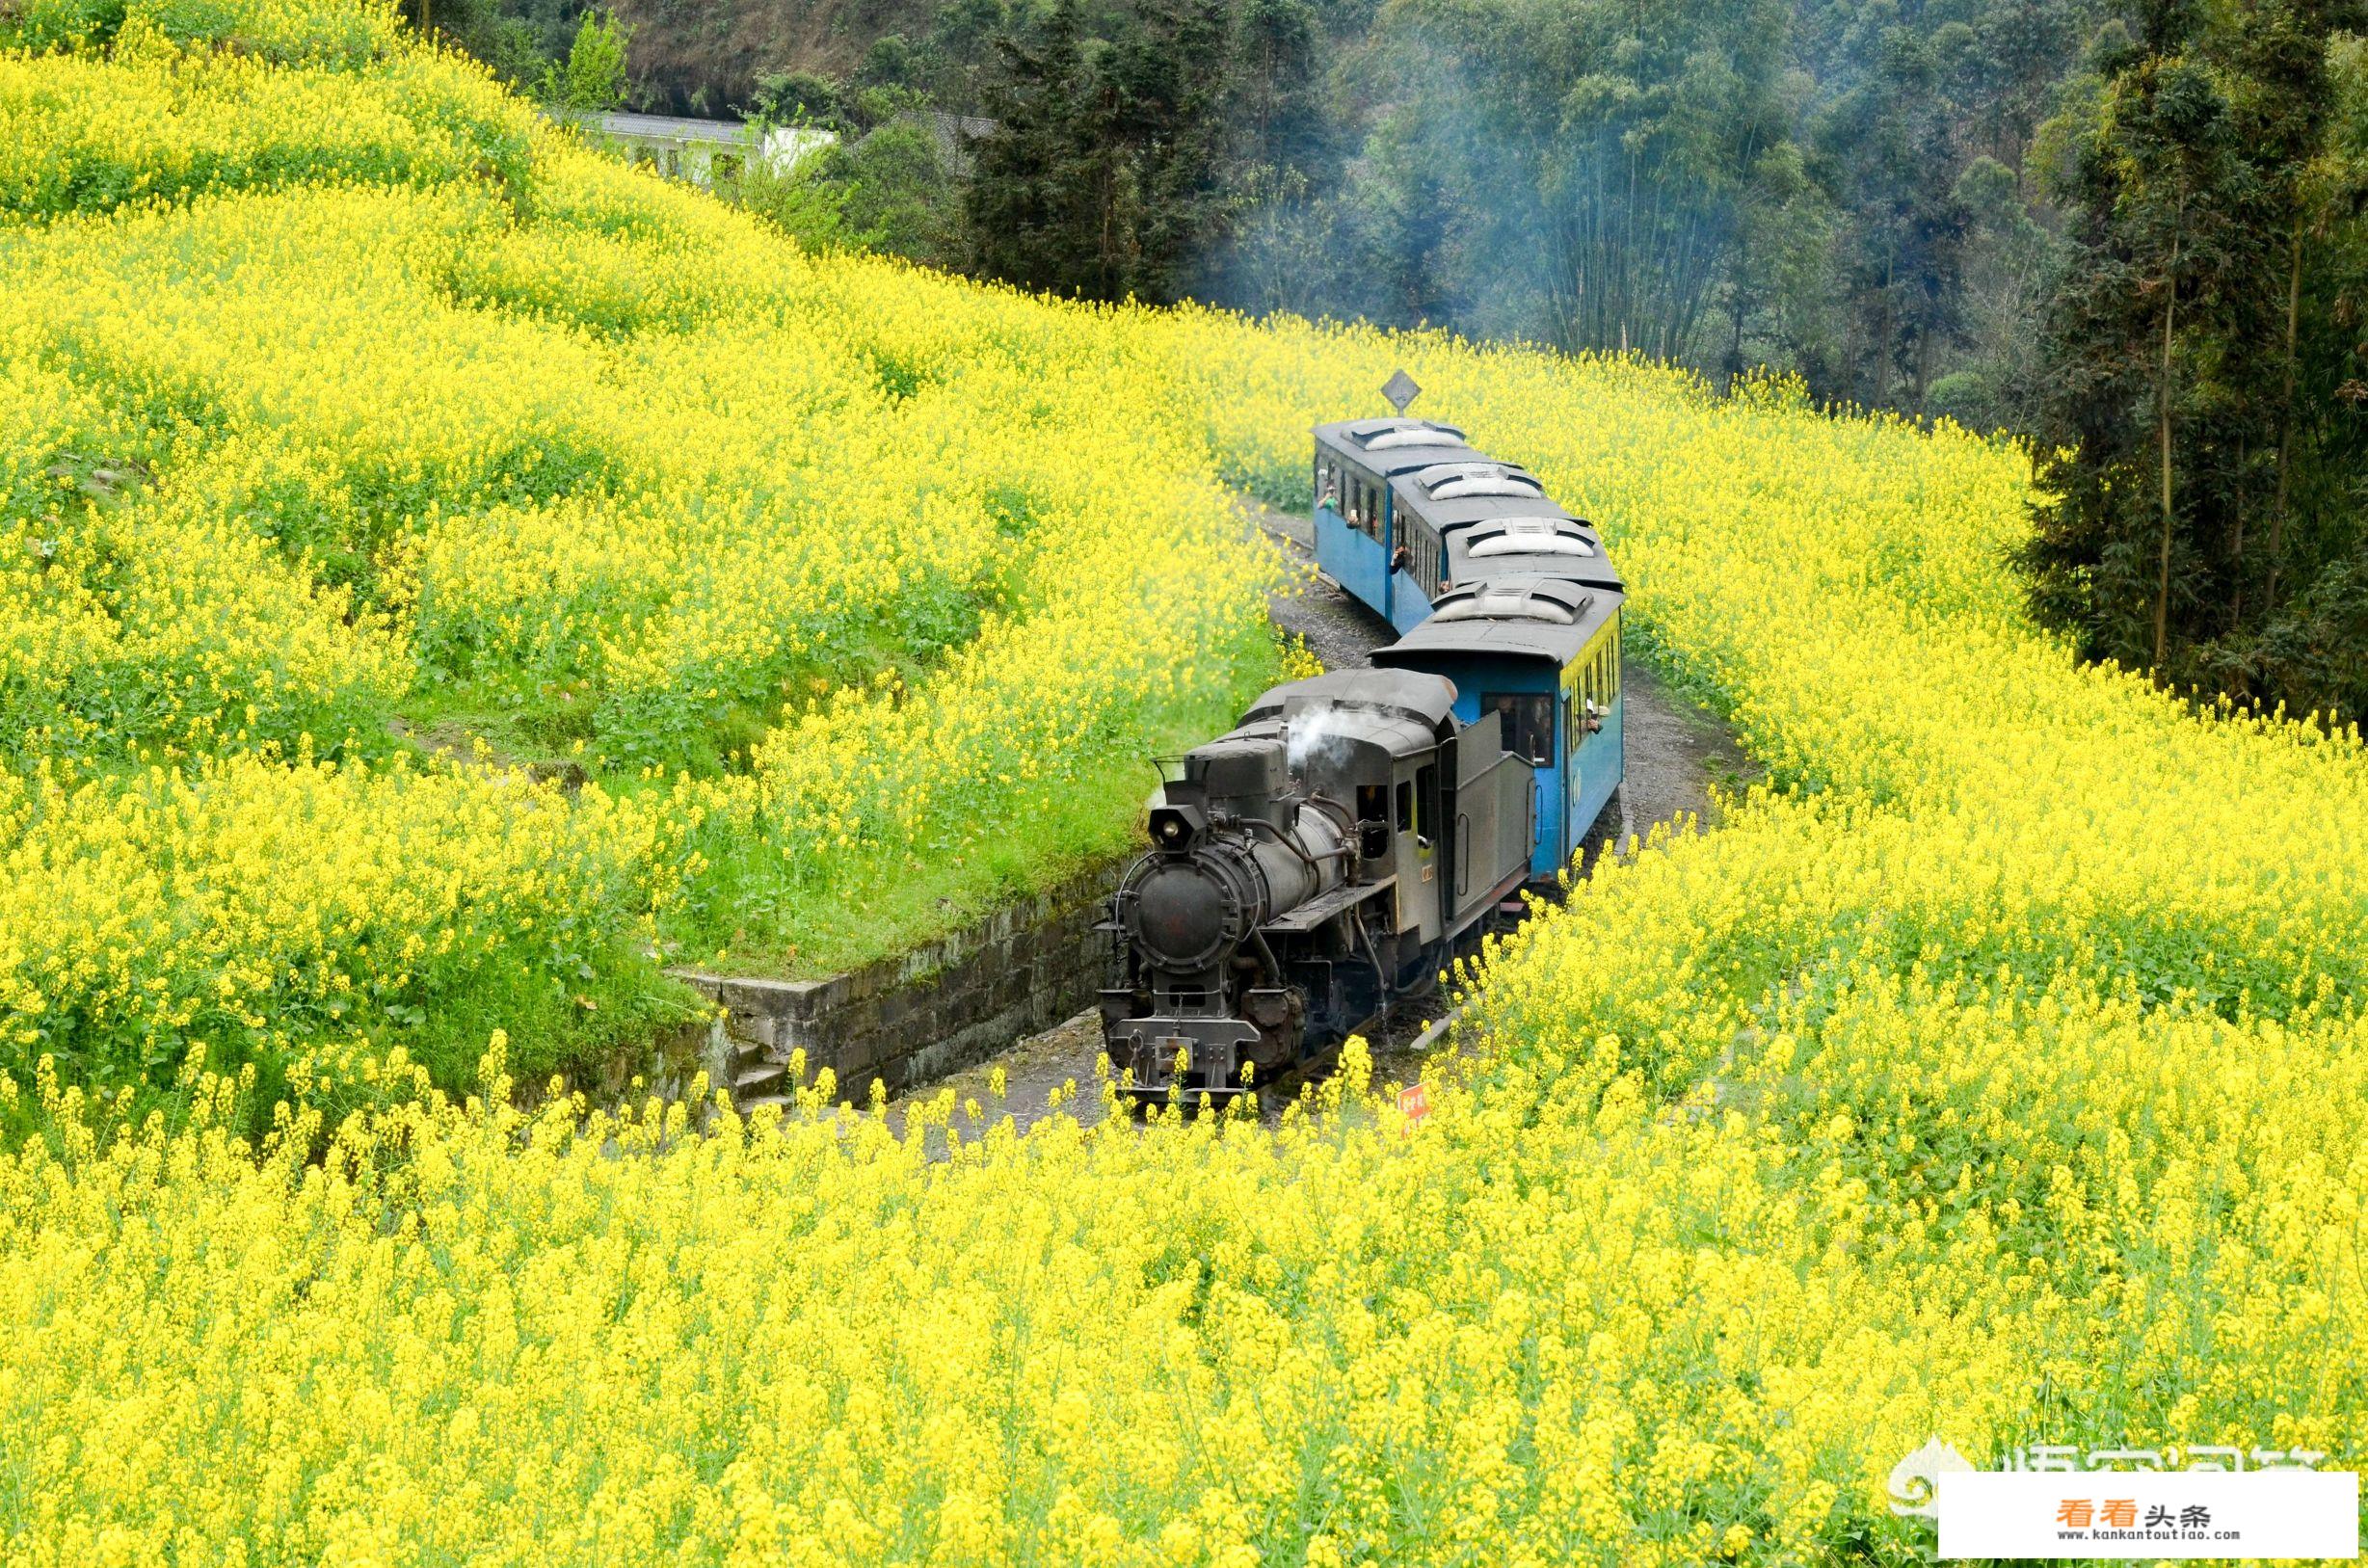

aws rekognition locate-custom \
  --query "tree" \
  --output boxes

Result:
[965,0,1238,303]
[1382,0,1801,361]
[834,120,965,263]
[542,9,631,119]
[965,0,1106,294]
[2023,0,2368,718]
[1811,24,1979,408]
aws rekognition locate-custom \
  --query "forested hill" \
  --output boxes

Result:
[425,0,2112,428]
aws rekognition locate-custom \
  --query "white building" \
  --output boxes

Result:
[589,112,837,187]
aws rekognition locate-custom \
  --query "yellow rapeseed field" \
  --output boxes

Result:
[0,2,1284,1097]
[5,1,2367,1562]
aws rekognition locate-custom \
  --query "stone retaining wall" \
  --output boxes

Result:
[673,859,1129,1106]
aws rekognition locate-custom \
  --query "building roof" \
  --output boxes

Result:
[596,111,752,145]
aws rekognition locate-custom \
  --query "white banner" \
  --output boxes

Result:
[1937,1470,2358,1559]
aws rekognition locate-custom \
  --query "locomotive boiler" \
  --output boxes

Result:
[1101,670,1536,1102]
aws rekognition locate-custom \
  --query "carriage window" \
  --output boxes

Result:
[1395,779,1413,833]
[1414,764,1437,837]
[1484,692,1554,765]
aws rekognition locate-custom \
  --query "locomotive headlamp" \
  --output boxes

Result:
[1149,803,1204,850]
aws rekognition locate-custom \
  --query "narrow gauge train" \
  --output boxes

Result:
[1099,413,1626,1102]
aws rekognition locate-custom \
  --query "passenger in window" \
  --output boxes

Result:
[1391,544,1411,574]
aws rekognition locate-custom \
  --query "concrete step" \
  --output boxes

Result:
[733,1061,787,1098]
[734,1094,792,1116]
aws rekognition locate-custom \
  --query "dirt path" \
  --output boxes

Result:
[888,500,1755,1135]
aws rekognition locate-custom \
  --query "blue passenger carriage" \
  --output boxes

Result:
[1311,417,1486,635]
[1311,414,1625,879]
[1374,580,1623,877]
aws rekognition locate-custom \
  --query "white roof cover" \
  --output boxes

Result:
[1428,589,1577,625]
[1415,461,1544,500]
[1432,475,1543,500]
[1470,518,1596,557]
[1364,428,1471,452]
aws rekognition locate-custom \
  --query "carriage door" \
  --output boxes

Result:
[1413,762,1441,942]
[1483,690,1556,870]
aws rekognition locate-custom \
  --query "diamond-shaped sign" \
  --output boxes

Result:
[1382,368,1421,413]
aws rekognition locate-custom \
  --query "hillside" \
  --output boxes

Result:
[0,0,1284,1108]
[7,2,2368,1563]
[607,0,941,111]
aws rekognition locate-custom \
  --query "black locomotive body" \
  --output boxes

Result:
[1100,670,1536,1101]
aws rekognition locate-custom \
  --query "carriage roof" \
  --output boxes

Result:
[1433,510,1624,594]
[1237,669,1457,733]
[1372,578,1618,669]
[1313,419,1477,476]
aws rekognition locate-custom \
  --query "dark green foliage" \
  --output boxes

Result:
[963,0,1237,303]
[751,68,851,129]
[2024,2,2368,720]
[431,0,2104,406]
[404,0,587,90]
[831,119,965,260]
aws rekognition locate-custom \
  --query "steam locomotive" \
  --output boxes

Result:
[1099,414,1625,1102]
